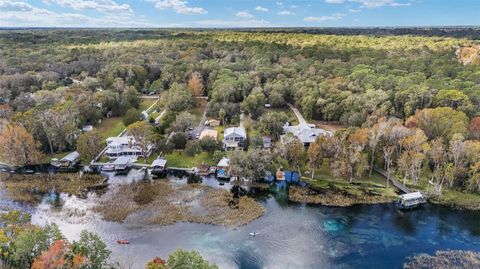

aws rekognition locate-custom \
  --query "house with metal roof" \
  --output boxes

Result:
[282,123,331,147]
[222,127,247,150]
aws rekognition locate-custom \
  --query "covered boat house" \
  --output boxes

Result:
[113,156,132,174]
[396,192,426,209]
[51,151,80,168]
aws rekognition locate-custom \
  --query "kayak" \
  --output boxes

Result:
[117,239,129,244]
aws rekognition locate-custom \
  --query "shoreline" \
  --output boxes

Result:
[289,180,480,211]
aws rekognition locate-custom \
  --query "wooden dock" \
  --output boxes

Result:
[374,167,411,194]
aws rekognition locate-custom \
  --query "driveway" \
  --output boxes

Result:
[287,103,308,126]
[192,101,210,138]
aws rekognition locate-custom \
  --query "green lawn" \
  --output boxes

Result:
[299,159,397,198]
[164,151,215,168]
[40,152,67,164]
[402,170,480,210]
[96,117,125,141]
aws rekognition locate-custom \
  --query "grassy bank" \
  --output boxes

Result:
[405,177,480,211]
[0,173,106,204]
[290,177,397,206]
[290,161,397,206]
[164,151,215,168]
[97,117,125,140]
[95,181,265,227]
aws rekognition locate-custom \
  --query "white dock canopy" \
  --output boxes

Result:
[114,156,132,166]
[399,191,423,201]
[152,158,167,167]
[61,151,80,162]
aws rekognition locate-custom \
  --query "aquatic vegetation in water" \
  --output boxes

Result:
[288,184,396,206]
[94,181,266,227]
[0,173,106,205]
[404,250,480,269]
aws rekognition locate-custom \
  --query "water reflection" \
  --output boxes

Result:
[1,169,480,269]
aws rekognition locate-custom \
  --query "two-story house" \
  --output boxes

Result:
[222,127,247,150]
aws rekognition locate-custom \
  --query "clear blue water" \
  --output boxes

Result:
[1,171,480,269]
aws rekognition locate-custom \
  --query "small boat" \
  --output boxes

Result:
[25,169,35,174]
[101,163,115,172]
[249,232,259,236]
[117,239,129,244]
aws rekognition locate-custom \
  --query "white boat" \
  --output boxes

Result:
[249,232,259,236]
[101,163,115,172]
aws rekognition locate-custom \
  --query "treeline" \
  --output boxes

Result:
[1,30,480,163]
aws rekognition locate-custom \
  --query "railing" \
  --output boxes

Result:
[373,166,411,194]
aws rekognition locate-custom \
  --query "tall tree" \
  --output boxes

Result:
[76,131,102,163]
[127,121,153,164]
[308,140,323,179]
[0,123,42,166]
[187,72,205,96]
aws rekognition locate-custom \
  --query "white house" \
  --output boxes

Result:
[283,123,331,147]
[222,127,247,150]
[105,136,152,159]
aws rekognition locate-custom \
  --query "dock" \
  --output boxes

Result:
[374,166,410,194]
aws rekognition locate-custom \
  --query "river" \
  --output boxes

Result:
[1,169,479,269]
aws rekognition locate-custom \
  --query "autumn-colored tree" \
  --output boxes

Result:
[187,72,205,96]
[468,116,480,140]
[31,240,74,269]
[76,131,102,163]
[145,257,167,269]
[328,129,368,183]
[127,121,154,163]
[399,129,429,185]
[0,123,42,166]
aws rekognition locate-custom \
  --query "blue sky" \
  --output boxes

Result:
[1,0,479,28]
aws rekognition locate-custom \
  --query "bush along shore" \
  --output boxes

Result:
[94,181,266,227]
[289,179,398,207]
[0,173,107,205]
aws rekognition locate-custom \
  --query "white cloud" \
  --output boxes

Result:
[149,0,207,14]
[236,11,253,18]
[0,0,155,27]
[195,19,271,28]
[304,13,345,22]
[325,0,412,8]
[276,1,283,6]
[254,6,268,12]
[348,8,361,12]
[390,2,411,6]
[277,10,295,16]
[43,0,132,13]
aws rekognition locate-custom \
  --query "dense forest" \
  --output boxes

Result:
[1,29,480,197]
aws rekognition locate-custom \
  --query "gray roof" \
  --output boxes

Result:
[399,191,424,200]
[152,158,167,167]
[283,124,330,144]
[224,127,246,138]
[61,151,80,162]
[113,156,132,165]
